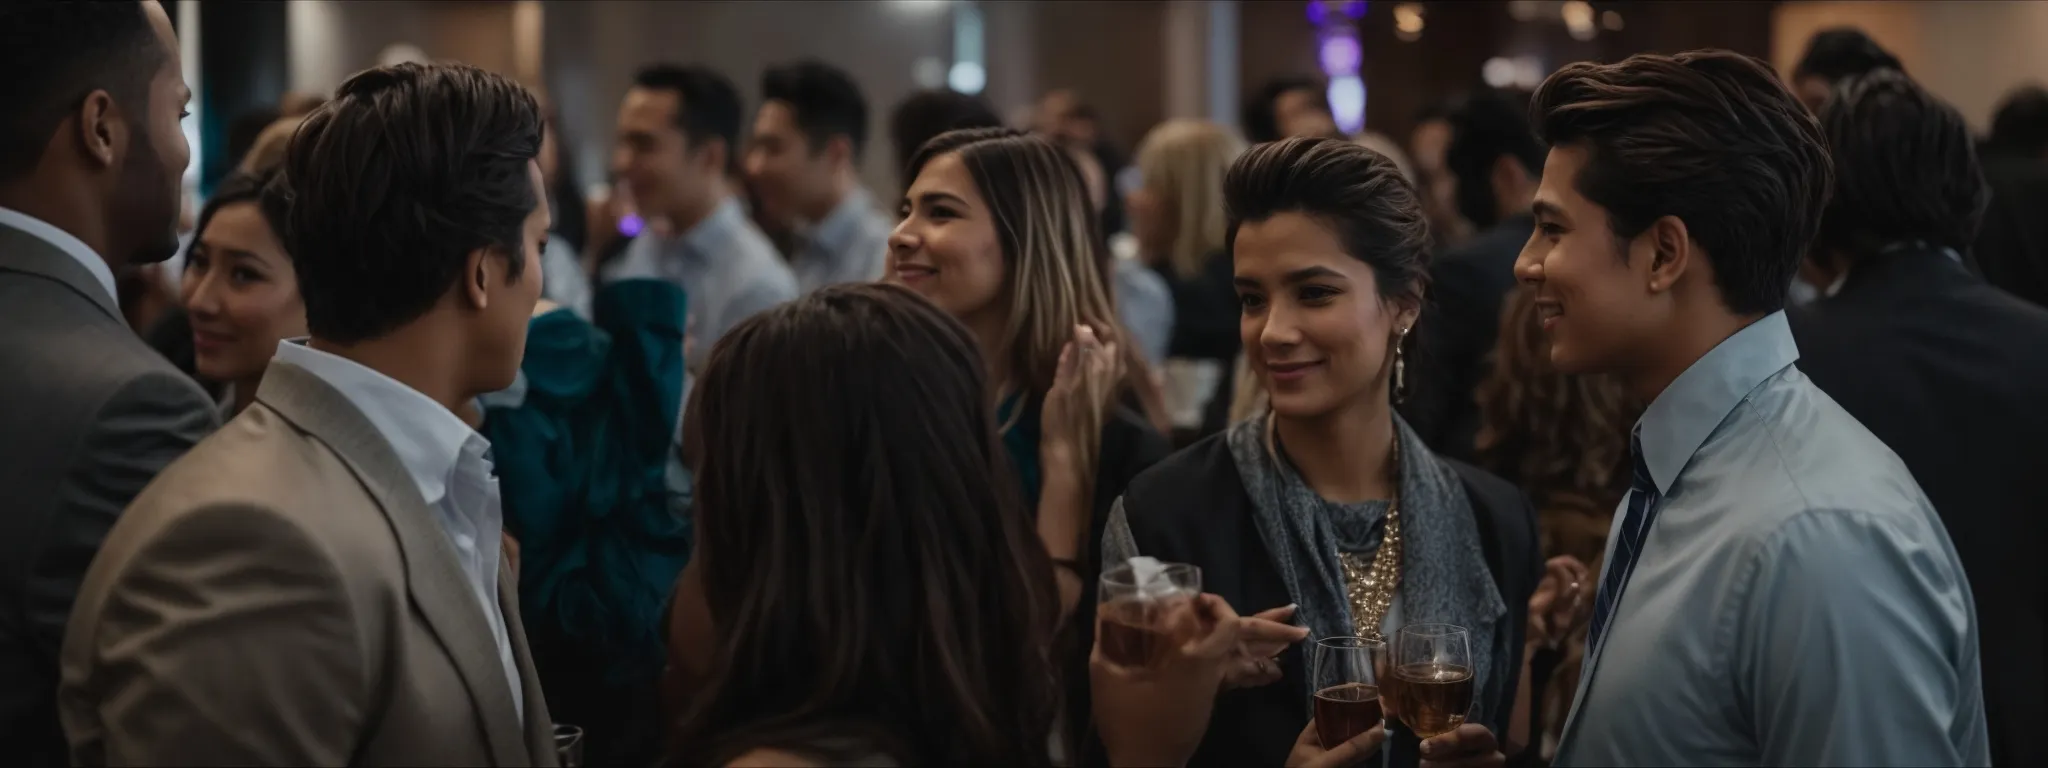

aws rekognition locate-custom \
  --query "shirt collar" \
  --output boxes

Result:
[677,196,746,258]
[273,338,487,506]
[0,206,117,306]
[807,187,875,256]
[1634,311,1800,494]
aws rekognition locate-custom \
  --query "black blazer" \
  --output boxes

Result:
[1401,216,1532,463]
[1106,433,1539,768]
[1789,246,2048,768]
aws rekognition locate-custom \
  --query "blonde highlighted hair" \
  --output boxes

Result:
[237,115,306,176]
[1134,119,1244,280]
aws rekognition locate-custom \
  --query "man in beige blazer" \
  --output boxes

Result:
[60,62,559,766]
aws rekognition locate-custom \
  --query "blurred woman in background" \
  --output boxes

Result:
[1473,285,1637,759]
[889,127,1170,759]
[663,283,1060,767]
[1127,119,1244,439]
[178,169,302,418]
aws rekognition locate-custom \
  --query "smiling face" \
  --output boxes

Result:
[1234,211,1415,419]
[182,201,305,384]
[743,99,835,226]
[887,152,1009,325]
[1515,144,1663,375]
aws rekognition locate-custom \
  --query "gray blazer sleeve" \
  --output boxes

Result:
[28,371,215,661]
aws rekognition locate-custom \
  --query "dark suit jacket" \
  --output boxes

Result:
[1789,246,2048,768]
[1402,216,1532,463]
[1973,151,2048,310]
[1108,434,1539,768]
[0,222,217,767]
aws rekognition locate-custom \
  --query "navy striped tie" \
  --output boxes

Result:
[1585,430,1660,656]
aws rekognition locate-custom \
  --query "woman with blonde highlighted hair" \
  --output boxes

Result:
[1128,119,1246,436]
[889,127,1169,759]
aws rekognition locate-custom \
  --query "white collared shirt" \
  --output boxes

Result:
[0,206,118,307]
[272,339,524,720]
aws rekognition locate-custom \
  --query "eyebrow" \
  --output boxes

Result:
[908,191,970,209]
[1234,265,1348,289]
[1532,199,1568,222]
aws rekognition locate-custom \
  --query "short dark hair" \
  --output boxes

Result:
[634,64,743,174]
[190,169,288,257]
[1530,50,1834,316]
[1988,85,2048,157]
[675,282,1058,768]
[0,0,164,182]
[272,62,542,344]
[1224,136,1432,302]
[761,59,869,160]
[1242,76,1328,144]
[1445,88,1545,228]
[888,89,1002,179]
[1793,27,1903,83]
[1817,70,1987,256]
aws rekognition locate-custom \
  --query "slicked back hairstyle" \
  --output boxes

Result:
[673,282,1058,768]
[270,62,542,345]
[1223,136,1432,302]
[0,0,164,182]
[1529,50,1834,316]
[761,59,869,160]
[1818,70,1988,257]
[635,64,744,175]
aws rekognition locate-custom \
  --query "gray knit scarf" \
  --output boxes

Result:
[1227,412,1512,732]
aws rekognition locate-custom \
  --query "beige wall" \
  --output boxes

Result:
[287,0,529,93]
[1774,0,2048,131]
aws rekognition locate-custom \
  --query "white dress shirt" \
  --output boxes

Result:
[0,206,118,306]
[272,339,525,719]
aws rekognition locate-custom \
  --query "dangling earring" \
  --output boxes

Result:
[1393,326,1411,405]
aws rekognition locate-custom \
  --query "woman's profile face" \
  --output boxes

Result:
[888,152,1008,325]
[1232,211,1414,418]
[182,201,306,385]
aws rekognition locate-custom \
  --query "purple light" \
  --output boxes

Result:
[1342,0,1367,19]
[1306,1,1327,26]
[618,213,645,238]
[1319,33,1362,76]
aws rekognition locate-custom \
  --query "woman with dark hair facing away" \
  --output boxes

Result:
[1102,136,1539,768]
[660,283,1062,767]
[889,127,1171,758]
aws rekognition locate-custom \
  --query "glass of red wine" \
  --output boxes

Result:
[1310,636,1387,749]
[1391,623,1476,739]
[1096,559,1201,669]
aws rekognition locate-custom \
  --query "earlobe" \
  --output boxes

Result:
[466,249,492,310]
[78,92,119,168]
[1647,216,1692,292]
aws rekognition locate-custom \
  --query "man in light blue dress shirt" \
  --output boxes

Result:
[604,64,797,369]
[1423,51,1986,768]
[743,59,893,293]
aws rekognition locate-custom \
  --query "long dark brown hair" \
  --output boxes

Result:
[671,283,1061,767]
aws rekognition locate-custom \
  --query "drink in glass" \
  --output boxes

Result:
[1310,636,1385,748]
[1096,559,1201,668]
[1392,623,1475,738]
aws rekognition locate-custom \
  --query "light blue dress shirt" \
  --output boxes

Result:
[271,339,525,720]
[1554,311,1986,767]
[1113,255,1174,365]
[792,187,891,294]
[600,197,797,369]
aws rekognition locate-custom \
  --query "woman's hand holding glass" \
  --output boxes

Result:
[1092,591,1243,768]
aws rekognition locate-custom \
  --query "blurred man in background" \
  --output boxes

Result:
[1974,85,2048,309]
[745,59,890,292]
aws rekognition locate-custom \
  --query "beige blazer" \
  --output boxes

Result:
[59,361,557,767]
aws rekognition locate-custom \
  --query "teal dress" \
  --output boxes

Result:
[998,393,1043,512]
[480,278,691,767]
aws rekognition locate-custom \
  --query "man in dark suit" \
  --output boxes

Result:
[1790,69,2048,768]
[1401,89,1543,462]
[0,3,216,765]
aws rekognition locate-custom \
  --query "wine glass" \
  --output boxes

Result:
[553,723,585,767]
[1309,636,1385,749]
[1096,560,1201,668]
[1391,623,1475,738]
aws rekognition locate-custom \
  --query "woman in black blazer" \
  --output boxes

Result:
[1102,137,1539,768]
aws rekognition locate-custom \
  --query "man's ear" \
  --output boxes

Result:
[697,137,730,177]
[1641,215,1693,295]
[74,90,123,169]
[463,247,493,310]
[822,134,855,170]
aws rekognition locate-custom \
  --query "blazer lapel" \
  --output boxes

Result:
[0,223,122,322]
[500,559,558,767]
[257,361,530,766]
